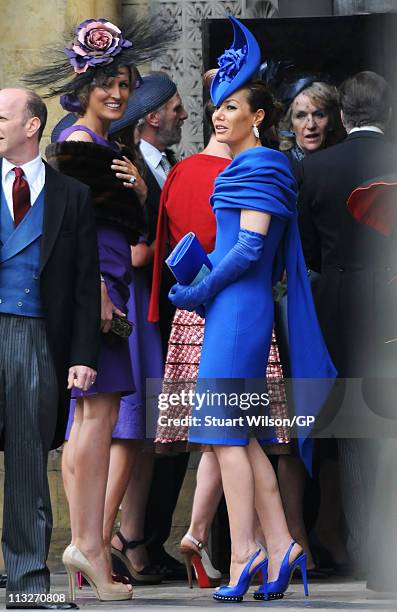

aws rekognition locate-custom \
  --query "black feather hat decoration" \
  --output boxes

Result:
[258,59,295,92]
[23,13,178,111]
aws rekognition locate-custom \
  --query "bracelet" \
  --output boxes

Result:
[100,274,106,283]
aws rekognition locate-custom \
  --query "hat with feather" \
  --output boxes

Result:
[24,14,177,113]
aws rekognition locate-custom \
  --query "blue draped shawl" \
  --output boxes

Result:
[211,146,337,472]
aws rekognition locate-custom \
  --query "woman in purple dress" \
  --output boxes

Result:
[53,90,165,585]
[26,15,174,601]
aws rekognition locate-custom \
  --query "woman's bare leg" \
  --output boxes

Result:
[247,439,302,582]
[213,445,265,584]
[61,407,81,504]
[62,401,83,538]
[65,393,120,583]
[181,451,223,548]
[111,446,155,570]
[103,439,137,549]
[278,454,315,568]
[254,513,266,549]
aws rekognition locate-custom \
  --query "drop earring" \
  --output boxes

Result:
[253,124,260,138]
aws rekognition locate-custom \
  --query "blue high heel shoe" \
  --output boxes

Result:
[213,549,267,603]
[253,541,308,601]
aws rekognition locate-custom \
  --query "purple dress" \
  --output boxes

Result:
[61,125,163,440]
[112,267,164,439]
[58,125,134,399]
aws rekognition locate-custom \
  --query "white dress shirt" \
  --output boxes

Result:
[1,154,45,220]
[349,126,384,135]
[139,138,169,188]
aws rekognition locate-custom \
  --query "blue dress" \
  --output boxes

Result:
[188,147,336,472]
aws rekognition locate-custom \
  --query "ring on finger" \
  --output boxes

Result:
[129,175,136,184]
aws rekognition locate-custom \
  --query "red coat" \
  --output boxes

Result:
[148,153,230,322]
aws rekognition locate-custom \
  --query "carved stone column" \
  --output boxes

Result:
[155,0,246,156]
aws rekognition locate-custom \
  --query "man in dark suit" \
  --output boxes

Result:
[0,88,100,607]
[135,79,188,351]
[298,71,397,576]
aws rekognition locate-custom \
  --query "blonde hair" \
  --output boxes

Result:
[279,81,339,152]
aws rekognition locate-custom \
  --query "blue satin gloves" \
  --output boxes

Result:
[168,228,266,312]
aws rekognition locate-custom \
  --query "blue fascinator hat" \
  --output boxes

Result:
[210,16,261,106]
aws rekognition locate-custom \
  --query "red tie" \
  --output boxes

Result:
[12,167,31,227]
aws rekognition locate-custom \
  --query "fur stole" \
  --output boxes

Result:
[46,141,145,244]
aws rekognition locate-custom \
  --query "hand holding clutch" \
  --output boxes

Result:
[168,283,203,311]
[110,313,134,338]
[168,228,266,311]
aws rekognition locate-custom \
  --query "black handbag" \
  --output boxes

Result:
[110,313,134,338]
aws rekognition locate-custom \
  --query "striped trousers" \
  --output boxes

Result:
[0,314,58,594]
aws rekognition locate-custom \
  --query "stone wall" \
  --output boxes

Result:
[334,0,397,15]
[0,0,121,152]
[278,0,332,16]
[1,0,393,150]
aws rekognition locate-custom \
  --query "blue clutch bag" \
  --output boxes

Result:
[166,232,213,286]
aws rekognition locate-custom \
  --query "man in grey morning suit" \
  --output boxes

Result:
[0,88,100,609]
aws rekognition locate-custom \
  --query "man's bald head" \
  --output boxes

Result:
[0,88,28,118]
[0,88,47,164]
[0,88,47,138]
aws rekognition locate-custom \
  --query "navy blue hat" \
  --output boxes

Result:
[210,16,261,106]
[51,113,76,143]
[278,73,333,110]
[110,72,177,133]
[51,72,177,142]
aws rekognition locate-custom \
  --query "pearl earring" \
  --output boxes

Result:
[253,124,260,138]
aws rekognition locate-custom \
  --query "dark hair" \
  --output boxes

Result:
[25,90,47,141]
[204,100,216,134]
[109,124,144,176]
[244,80,283,144]
[339,71,392,130]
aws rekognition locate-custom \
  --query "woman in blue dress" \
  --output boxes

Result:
[169,17,336,602]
